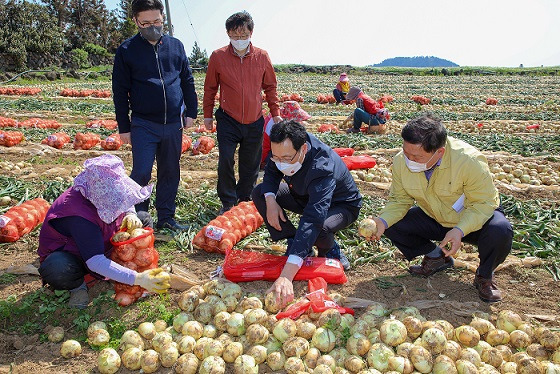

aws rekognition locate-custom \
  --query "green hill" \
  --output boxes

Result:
[373,56,459,67]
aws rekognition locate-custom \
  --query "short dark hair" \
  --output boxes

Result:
[131,0,163,17]
[401,114,447,152]
[270,120,307,151]
[225,11,254,33]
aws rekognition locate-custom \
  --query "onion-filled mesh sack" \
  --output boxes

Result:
[223,249,347,284]
[110,227,159,306]
[73,132,101,150]
[0,130,24,147]
[192,201,264,254]
[0,198,50,242]
[86,119,118,130]
[181,134,192,153]
[100,133,123,150]
[341,155,377,170]
[192,136,215,155]
[41,132,71,149]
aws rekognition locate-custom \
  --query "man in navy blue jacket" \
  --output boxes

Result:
[252,120,362,306]
[112,0,197,231]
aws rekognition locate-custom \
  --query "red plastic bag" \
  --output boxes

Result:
[276,298,311,320]
[192,201,264,254]
[275,277,353,320]
[110,227,159,306]
[333,148,355,157]
[223,250,347,284]
[0,198,50,242]
[307,277,354,315]
[341,155,377,170]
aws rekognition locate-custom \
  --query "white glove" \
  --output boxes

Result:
[121,213,143,231]
[134,268,170,294]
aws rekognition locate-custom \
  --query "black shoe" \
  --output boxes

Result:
[218,206,233,216]
[346,128,360,134]
[156,219,189,231]
[409,255,454,277]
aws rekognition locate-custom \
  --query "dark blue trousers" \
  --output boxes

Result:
[384,207,513,278]
[333,89,347,103]
[252,183,360,257]
[216,107,264,208]
[353,108,383,130]
[130,117,182,225]
[39,250,87,290]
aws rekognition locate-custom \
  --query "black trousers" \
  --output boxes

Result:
[384,207,513,278]
[216,108,264,208]
[252,183,360,256]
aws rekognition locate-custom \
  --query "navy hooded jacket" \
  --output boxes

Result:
[261,133,362,258]
[112,33,198,133]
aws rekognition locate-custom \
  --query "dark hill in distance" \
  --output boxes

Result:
[373,56,459,67]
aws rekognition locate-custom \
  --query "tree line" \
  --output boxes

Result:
[0,0,137,70]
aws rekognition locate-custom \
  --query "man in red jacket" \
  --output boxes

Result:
[203,11,281,214]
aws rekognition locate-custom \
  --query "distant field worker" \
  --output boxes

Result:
[345,86,389,134]
[333,72,350,104]
[37,155,170,309]
[261,101,311,168]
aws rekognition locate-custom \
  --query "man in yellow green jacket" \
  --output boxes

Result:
[371,114,512,303]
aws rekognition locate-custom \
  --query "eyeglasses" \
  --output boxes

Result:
[228,33,251,40]
[137,19,163,28]
[271,149,300,163]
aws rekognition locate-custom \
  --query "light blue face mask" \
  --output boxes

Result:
[230,38,250,51]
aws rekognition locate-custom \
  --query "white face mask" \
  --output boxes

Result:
[404,151,439,173]
[274,148,304,176]
[230,38,251,51]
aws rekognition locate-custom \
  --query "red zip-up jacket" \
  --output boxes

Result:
[203,43,280,124]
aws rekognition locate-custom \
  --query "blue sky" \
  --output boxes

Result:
[106,0,560,67]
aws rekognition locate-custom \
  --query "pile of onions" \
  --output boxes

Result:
[82,277,560,374]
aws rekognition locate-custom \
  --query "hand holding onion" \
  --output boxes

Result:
[358,217,384,240]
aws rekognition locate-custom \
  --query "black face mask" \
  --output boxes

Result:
[139,25,163,42]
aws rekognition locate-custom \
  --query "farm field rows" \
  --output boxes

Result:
[0,73,559,373]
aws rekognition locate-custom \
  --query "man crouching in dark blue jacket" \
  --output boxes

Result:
[112,0,197,231]
[252,120,362,306]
